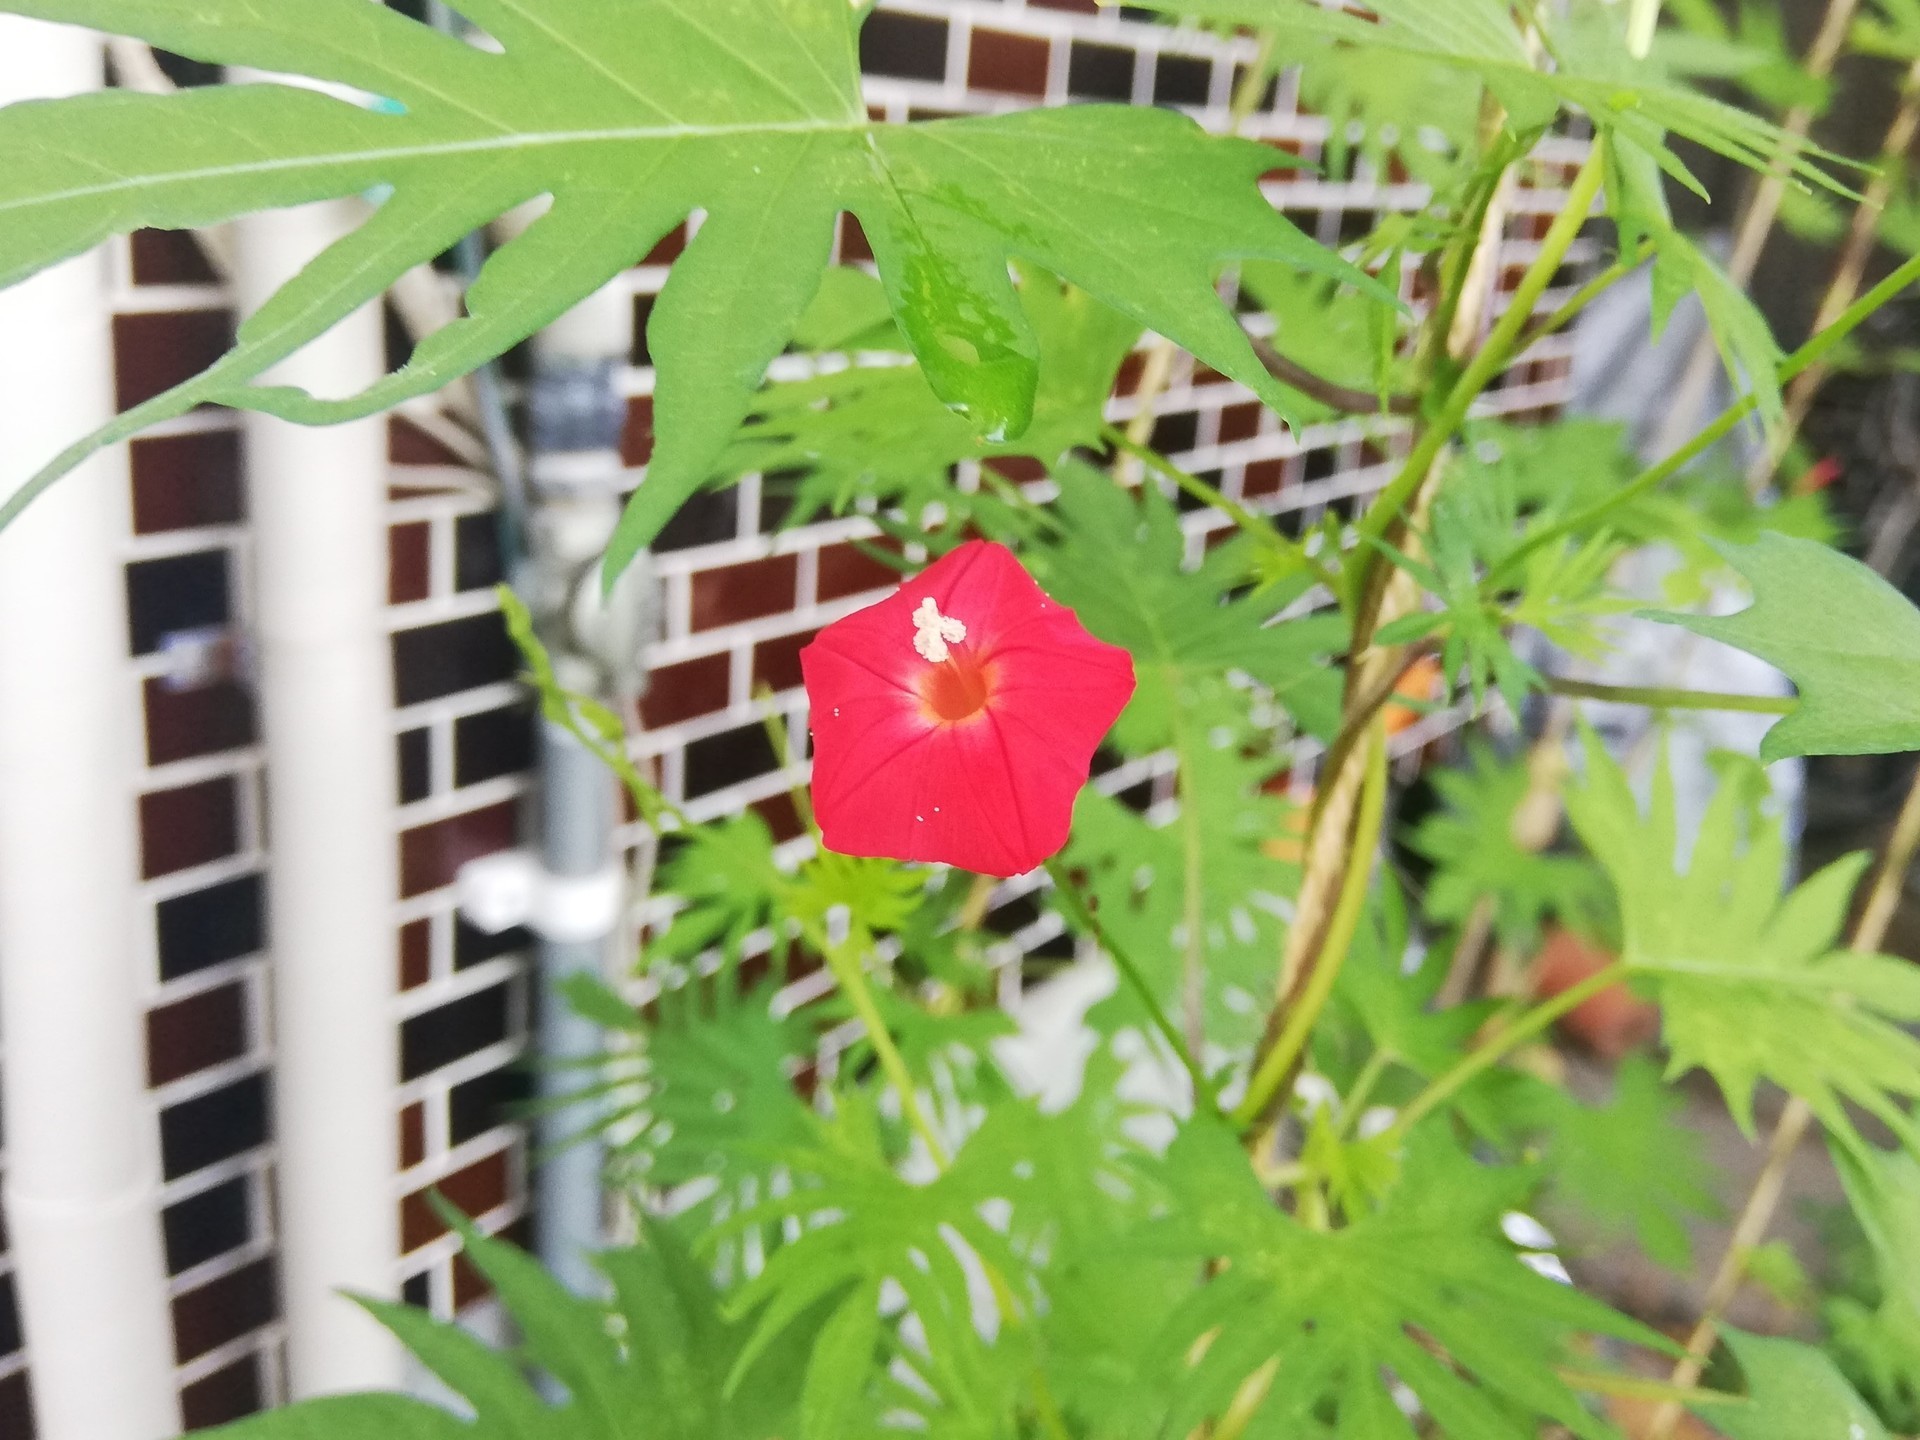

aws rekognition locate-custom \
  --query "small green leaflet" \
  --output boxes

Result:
[1565,733,1920,1152]
[0,0,1373,581]
[1650,533,1920,760]
[1703,1330,1891,1440]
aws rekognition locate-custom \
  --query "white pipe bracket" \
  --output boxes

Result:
[456,849,624,944]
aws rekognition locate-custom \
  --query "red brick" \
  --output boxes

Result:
[643,224,686,266]
[400,919,431,990]
[969,29,1050,96]
[140,778,240,879]
[114,310,234,412]
[388,522,431,605]
[144,678,254,767]
[817,540,901,602]
[753,628,818,695]
[622,394,655,466]
[400,1149,510,1253]
[983,455,1047,483]
[173,1259,276,1364]
[399,800,516,899]
[388,415,467,467]
[130,431,243,534]
[1218,402,1262,444]
[400,1102,426,1169]
[1242,458,1289,498]
[689,553,797,632]
[130,228,220,287]
[838,213,874,263]
[639,652,731,729]
[147,983,247,1087]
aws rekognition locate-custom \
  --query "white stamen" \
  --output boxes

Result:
[911,596,967,662]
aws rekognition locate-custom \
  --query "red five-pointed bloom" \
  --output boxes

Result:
[801,540,1136,877]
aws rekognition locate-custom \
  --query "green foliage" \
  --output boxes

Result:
[209,1214,815,1440]
[724,267,1140,541]
[30,3,1920,1435]
[1406,740,1612,952]
[1134,1123,1665,1440]
[1825,1146,1920,1431]
[1653,532,1920,760]
[1135,0,1846,197]
[1704,1330,1892,1440]
[1534,1055,1721,1270]
[1566,735,1920,1152]
[0,0,1371,576]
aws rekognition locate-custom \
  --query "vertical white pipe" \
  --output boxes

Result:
[232,197,403,1394]
[0,22,181,1440]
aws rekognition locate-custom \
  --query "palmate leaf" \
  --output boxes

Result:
[1651,532,1920,760]
[1564,734,1920,1152]
[722,266,1140,536]
[1533,1055,1722,1270]
[0,0,1371,578]
[1132,0,1846,196]
[208,1214,813,1440]
[1406,739,1613,952]
[1132,1122,1663,1440]
[1025,461,1346,745]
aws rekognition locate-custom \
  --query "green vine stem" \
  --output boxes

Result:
[1232,723,1388,1132]
[1103,424,1338,589]
[819,937,952,1169]
[1544,676,1796,714]
[1385,961,1631,1142]
[1045,858,1215,1107]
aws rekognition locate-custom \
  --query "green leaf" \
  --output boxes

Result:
[799,1281,885,1440]
[204,1395,468,1440]
[1650,533,1920,760]
[1135,1121,1664,1440]
[1405,740,1613,952]
[1536,1055,1722,1270]
[0,0,1373,573]
[1130,0,1847,197]
[1025,461,1345,746]
[726,266,1140,536]
[1565,734,1920,1151]
[1704,1330,1890,1440]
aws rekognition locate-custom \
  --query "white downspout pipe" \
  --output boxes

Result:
[232,193,403,1394]
[0,22,181,1440]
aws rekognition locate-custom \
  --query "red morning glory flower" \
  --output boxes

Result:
[800,540,1136,877]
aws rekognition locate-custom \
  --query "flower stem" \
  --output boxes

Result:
[1232,723,1388,1132]
[1544,677,1796,715]
[1045,858,1215,1107]
[1103,425,1338,589]
[821,940,951,1169]
[1387,961,1629,1141]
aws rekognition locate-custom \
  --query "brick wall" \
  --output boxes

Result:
[0,2,1588,1429]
